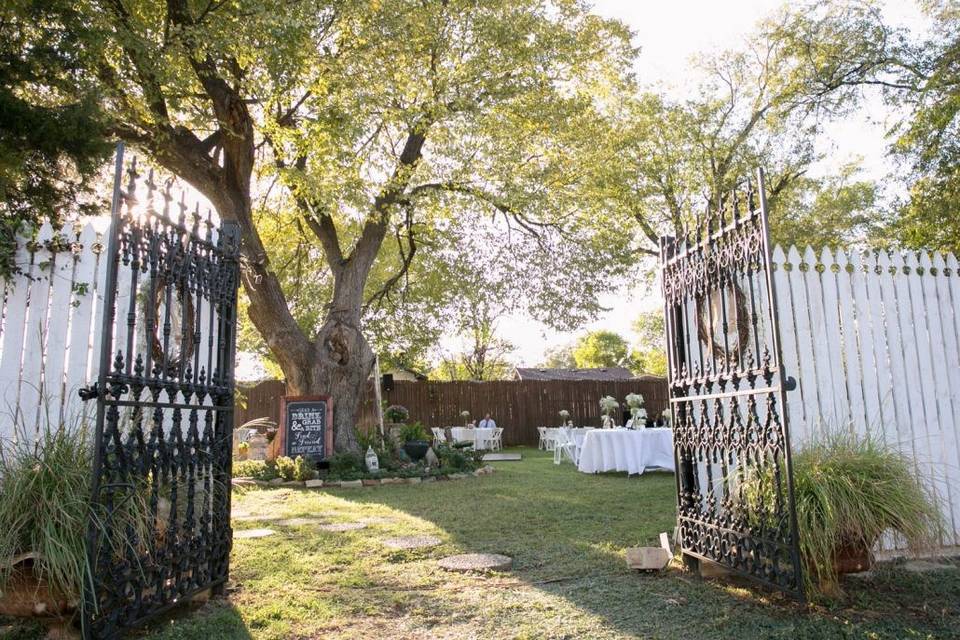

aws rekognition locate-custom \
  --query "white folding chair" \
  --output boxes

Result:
[489,428,503,451]
[431,427,446,448]
[537,427,548,450]
[553,428,577,465]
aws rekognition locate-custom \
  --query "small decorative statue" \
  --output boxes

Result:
[365,446,379,472]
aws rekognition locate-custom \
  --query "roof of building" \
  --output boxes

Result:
[513,366,637,381]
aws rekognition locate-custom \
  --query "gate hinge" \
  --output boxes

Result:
[78,383,101,401]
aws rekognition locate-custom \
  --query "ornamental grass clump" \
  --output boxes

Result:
[746,431,941,598]
[0,421,149,619]
[793,432,940,596]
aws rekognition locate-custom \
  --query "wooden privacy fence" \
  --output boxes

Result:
[772,245,960,548]
[236,377,669,447]
[0,219,112,444]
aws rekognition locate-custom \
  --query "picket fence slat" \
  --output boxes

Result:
[777,245,960,550]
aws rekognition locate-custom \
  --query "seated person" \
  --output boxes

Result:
[478,413,496,429]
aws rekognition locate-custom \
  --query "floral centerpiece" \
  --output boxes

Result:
[460,410,471,426]
[599,396,619,428]
[624,392,647,425]
[558,409,570,426]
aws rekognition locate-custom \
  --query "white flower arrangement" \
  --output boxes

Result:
[558,409,570,419]
[599,395,619,415]
[460,410,470,419]
[630,406,647,420]
[624,393,645,409]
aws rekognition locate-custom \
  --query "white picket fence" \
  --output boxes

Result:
[773,245,960,548]
[0,219,113,444]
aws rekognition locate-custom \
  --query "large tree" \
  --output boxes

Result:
[603,1,894,254]
[67,0,634,451]
[0,0,112,276]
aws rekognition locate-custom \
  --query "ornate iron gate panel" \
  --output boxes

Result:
[660,169,803,597]
[81,144,241,638]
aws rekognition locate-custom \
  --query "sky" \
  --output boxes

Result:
[464,0,930,368]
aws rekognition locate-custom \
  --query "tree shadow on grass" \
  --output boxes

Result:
[325,448,960,640]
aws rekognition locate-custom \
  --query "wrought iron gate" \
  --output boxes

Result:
[660,169,803,597]
[80,144,241,637]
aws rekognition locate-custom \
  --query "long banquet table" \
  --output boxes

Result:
[576,428,674,475]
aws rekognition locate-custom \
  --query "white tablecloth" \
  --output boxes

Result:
[577,428,675,475]
[451,427,496,449]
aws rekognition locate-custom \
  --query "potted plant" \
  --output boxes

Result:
[385,404,409,424]
[399,422,431,461]
[743,431,941,598]
[0,424,150,637]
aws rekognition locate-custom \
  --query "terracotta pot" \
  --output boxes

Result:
[0,553,76,633]
[833,540,873,574]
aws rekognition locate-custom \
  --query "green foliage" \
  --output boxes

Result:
[434,443,484,473]
[572,331,630,369]
[399,422,429,443]
[770,164,884,248]
[268,456,314,482]
[328,452,365,478]
[384,405,409,423]
[233,460,278,481]
[0,0,112,277]
[744,431,941,598]
[0,422,149,615]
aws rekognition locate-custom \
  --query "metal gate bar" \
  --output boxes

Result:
[660,169,804,598]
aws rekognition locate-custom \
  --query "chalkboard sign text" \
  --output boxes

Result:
[279,395,334,460]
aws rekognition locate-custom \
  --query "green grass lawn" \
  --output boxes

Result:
[4,447,960,639]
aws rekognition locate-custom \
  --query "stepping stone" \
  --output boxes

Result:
[232,514,283,522]
[277,517,327,527]
[483,453,521,461]
[383,535,442,550]
[318,522,367,532]
[438,553,512,572]
[233,528,275,539]
[357,516,396,525]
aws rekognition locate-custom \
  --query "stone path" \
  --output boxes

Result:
[277,517,328,527]
[318,522,368,532]
[233,528,276,539]
[438,553,512,572]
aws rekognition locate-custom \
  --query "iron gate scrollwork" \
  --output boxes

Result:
[81,144,241,638]
[660,169,804,598]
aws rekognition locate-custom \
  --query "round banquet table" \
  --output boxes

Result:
[576,428,675,475]
[450,427,496,449]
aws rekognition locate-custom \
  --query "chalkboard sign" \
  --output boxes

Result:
[279,395,334,460]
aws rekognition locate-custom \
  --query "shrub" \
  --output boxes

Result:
[328,451,365,477]
[399,421,429,443]
[384,404,409,423]
[744,430,941,597]
[292,456,315,481]
[232,459,278,481]
[274,456,297,481]
[434,443,483,472]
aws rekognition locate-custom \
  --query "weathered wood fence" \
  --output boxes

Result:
[236,377,670,447]
[772,245,960,547]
